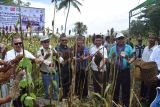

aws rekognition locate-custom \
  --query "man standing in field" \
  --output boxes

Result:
[55,33,72,99]
[90,34,108,94]
[4,35,35,107]
[134,37,145,59]
[37,35,59,100]
[141,35,157,106]
[109,33,133,107]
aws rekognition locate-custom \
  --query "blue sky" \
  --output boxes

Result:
[23,0,146,35]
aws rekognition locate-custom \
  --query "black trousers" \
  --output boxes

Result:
[75,70,88,98]
[92,71,104,94]
[13,88,27,107]
[113,68,130,107]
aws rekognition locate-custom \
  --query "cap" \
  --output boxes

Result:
[40,35,49,42]
[115,33,124,39]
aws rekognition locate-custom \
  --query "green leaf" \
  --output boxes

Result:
[53,80,58,89]
[20,93,27,102]
[19,79,27,88]
[24,96,34,107]
[30,93,36,99]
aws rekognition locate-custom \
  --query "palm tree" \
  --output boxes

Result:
[0,0,30,6]
[51,0,60,36]
[73,21,87,35]
[58,0,82,33]
[0,0,15,5]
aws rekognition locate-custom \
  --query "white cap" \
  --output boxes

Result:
[115,33,124,38]
[40,35,49,42]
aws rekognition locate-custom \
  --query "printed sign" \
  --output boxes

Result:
[0,4,45,32]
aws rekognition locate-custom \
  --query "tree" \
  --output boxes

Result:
[58,0,82,33]
[139,0,160,35]
[51,0,61,35]
[130,20,147,36]
[0,0,30,6]
[73,21,87,36]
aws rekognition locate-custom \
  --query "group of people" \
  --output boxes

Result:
[0,32,160,107]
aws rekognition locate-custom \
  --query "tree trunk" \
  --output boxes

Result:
[64,1,70,34]
[52,2,56,36]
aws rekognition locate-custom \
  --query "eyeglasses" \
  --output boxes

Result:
[14,42,22,45]
[117,37,124,40]
[42,40,49,43]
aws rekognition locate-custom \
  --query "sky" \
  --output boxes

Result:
[22,0,146,35]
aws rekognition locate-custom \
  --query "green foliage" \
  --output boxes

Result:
[130,20,147,36]
[57,0,82,33]
[0,0,31,6]
[139,0,160,35]
[20,93,36,107]
[73,22,87,36]
[19,79,32,88]
[18,57,32,73]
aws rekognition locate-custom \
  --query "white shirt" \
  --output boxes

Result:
[4,49,35,61]
[149,45,160,71]
[90,45,108,72]
[142,45,157,62]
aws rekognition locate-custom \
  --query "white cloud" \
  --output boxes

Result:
[23,0,146,35]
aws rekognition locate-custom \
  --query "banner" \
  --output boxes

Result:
[0,5,45,33]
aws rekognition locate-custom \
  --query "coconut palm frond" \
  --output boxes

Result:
[71,1,81,13]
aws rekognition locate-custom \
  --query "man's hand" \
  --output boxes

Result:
[0,60,7,65]
[35,58,44,64]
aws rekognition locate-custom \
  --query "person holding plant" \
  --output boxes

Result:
[37,35,59,100]
[109,33,133,107]
[89,34,108,94]
[4,35,36,107]
[55,33,72,99]
[73,35,89,99]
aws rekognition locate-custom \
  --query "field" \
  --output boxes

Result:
[0,34,149,107]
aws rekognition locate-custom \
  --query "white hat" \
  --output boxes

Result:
[40,35,49,42]
[115,33,124,39]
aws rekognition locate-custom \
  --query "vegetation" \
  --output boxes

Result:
[130,0,160,36]
[58,0,82,33]
[73,22,87,36]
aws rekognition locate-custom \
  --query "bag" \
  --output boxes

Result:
[133,59,144,80]
[140,61,158,84]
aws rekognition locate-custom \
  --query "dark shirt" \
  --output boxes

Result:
[75,46,88,72]
[55,45,72,84]
[135,44,145,58]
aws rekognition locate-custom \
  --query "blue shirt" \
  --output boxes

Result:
[76,47,88,71]
[109,44,133,70]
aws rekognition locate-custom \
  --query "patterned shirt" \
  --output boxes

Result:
[109,44,133,70]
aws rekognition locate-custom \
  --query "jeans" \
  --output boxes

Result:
[42,72,59,100]
[1,84,10,107]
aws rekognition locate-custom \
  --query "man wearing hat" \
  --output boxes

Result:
[109,33,133,107]
[37,35,59,100]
